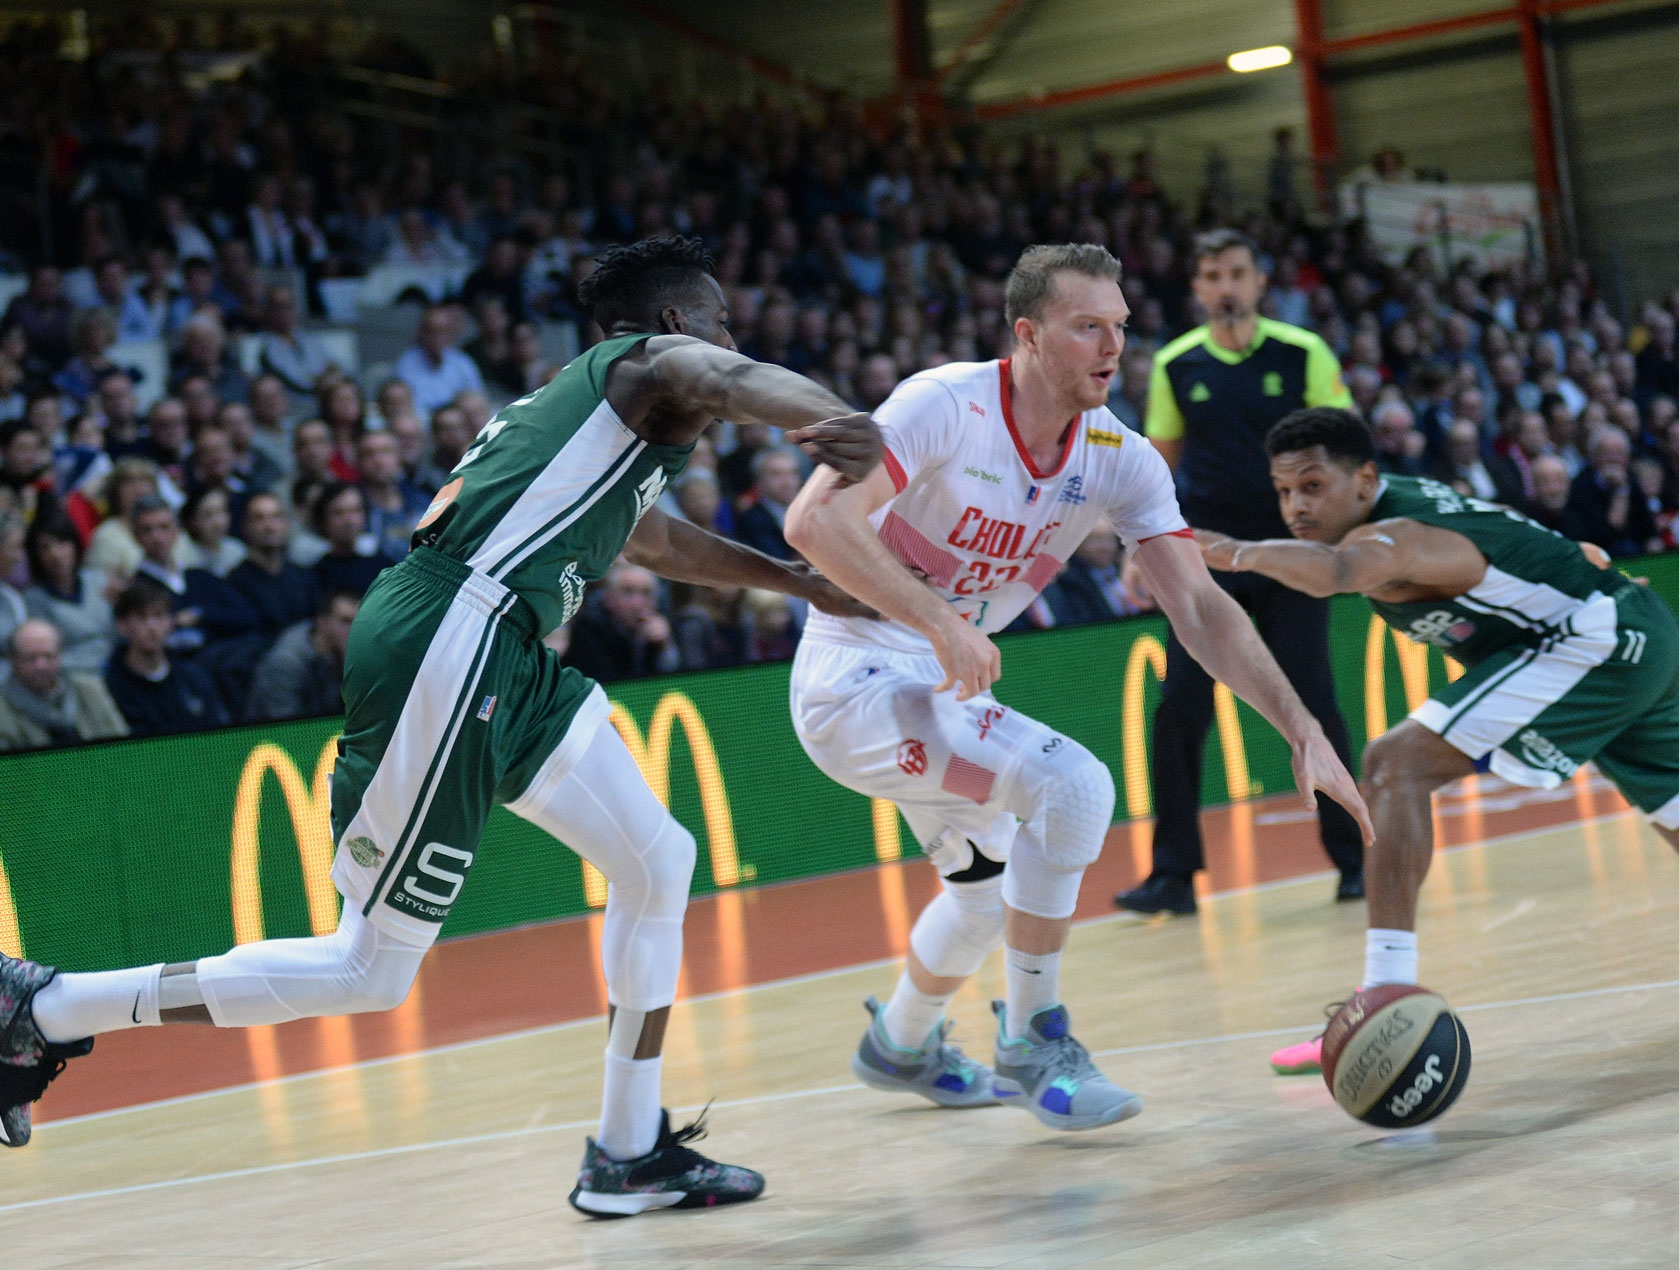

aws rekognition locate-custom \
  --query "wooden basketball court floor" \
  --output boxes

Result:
[5,771,1679,1266]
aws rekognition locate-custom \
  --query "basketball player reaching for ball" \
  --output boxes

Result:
[784,245,1371,1129]
[0,237,884,1217]
[1196,407,1679,1076]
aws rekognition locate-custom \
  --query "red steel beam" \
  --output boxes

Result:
[612,0,813,93]
[934,0,1027,87]
[1517,0,1565,258]
[973,58,1229,121]
[1294,0,1338,203]
[968,0,1647,122]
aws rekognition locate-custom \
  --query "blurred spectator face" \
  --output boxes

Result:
[603,564,659,627]
[377,379,416,423]
[418,309,453,358]
[323,380,363,432]
[1347,365,1382,415]
[674,472,720,527]
[1192,246,1266,326]
[1610,399,1641,437]
[217,402,255,452]
[454,391,493,433]
[1633,456,1664,502]
[117,597,173,658]
[150,399,191,457]
[321,487,367,550]
[858,354,899,411]
[1492,353,1524,390]
[179,378,218,429]
[266,286,300,335]
[754,451,802,506]
[182,319,224,370]
[1587,370,1617,407]
[476,296,510,341]
[98,373,139,428]
[1455,387,1487,428]
[1,426,46,483]
[95,258,129,306]
[67,413,103,449]
[133,505,180,565]
[10,620,63,697]
[1545,397,1577,450]
[1665,421,1679,472]
[431,406,471,466]
[356,432,403,486]
[1589,429,1631,484]
[249,375,290,429]
[1372,403,1418,455]
[193,429,235,485]
[487,239,520,278]
[187,488,231,547]
[30,525,77,590]
[24,395,59,437]
[242,493,289,551]
[1074,517,1120,570]
[316,594,360,662]
[1531,456,1571,513]
[181,259,215,304]
[1515,412,1550,458]
[28,266,63,305]
[294,420,334,479]
[387,413,426,468]
[511,323,542,366]
[1446,421,1481,467]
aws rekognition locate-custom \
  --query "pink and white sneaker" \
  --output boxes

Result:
[1269,1034,1324,1075]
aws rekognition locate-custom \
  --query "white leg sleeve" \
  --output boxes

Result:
[508,723,696,1013]
[998,739,1116,920]
[909,875,1006,978]
[195,904,430,1028]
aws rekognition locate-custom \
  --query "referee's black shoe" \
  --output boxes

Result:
[1335,869,1365,902]
[1114,873,1197,916]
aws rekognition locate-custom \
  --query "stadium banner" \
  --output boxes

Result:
[4,555,1675,970]
[1354,181,1541,271]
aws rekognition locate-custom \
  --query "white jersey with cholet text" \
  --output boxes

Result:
[804,358,1187,655]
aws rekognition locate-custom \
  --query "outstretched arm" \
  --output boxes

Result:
[624,506,874,619]
[1133,532,1373,842]
[1197,518,1481,598]
[640,339,883,484]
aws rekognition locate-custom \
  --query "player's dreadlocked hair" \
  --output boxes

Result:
[577,236,716,332]
[1265,407,1377,468]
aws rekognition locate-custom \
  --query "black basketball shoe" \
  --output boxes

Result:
[1114,873,1197,916]
[569,1107,765,1218]
[0,952,94,1147]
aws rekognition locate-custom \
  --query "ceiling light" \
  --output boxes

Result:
[1227,46,1293,73]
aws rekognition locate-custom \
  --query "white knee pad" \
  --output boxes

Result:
[1004,740,1115,871]
[910,875,1006,978]
[599,815,696,1012]
[196,905,428,1027]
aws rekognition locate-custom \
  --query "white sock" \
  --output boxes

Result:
[1363,928,1419,988]
[598,1052,663,1162]
[31,966,164,1044]
[879,973,952,1051]
[1004,947,1061,1040]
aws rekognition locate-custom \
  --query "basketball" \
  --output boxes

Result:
[1320,985,1471,1128]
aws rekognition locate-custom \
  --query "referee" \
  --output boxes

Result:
[1116,228,1365,914]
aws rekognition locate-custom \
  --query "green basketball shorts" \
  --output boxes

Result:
[1410,583,1679,827]
[329,547,609,942]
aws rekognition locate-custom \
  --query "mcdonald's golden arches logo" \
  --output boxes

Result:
[230,739,342,944]
[1121,633,1256,819]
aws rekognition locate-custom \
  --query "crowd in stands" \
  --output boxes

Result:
[2,17,1678,750]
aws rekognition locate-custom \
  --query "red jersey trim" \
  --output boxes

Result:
[882,447,908,492]
[997,359,1078,480]
[1139,528,1195,544]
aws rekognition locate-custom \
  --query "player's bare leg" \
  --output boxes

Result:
[1271,721,1475,1075]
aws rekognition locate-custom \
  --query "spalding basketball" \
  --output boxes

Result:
[1320,984,1471,1128]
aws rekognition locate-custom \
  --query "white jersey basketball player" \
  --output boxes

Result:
[785,244,1372,1129]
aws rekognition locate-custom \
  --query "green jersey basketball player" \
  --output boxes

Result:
[1193,407,1679,1077]
[0,237,882,1217]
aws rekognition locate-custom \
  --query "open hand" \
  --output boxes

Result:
[930,615,1001,702]
[785,413,883,488]
[1290,728,1375,845]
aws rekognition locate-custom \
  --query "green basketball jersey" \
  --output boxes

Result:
[1367,474,1627,666]
[415,334,693,634]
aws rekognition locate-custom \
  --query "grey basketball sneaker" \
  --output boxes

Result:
[991,1001,1142,1131]
[0,951,94,1147]
[849,995,1001,1108]
[569,1108,764,1218]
